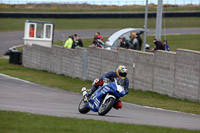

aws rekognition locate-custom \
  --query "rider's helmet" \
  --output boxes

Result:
[116,65,128,79]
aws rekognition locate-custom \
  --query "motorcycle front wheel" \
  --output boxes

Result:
[98,97,115,116]
[78,99,90,114]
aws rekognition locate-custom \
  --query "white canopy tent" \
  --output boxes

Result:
[105,28,145,50]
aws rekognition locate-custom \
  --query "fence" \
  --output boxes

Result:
[23,44,200,102]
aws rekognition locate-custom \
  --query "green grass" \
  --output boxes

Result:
[0,17,200,32]
[0,59,200,114]
[54,34,200,51]
[145,34,200,51]
[1,111,199,133]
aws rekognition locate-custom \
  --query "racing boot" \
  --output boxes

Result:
[86,78,104,97]
[82,87,89,102]
[113,100,122,110]
[86,86,97,97]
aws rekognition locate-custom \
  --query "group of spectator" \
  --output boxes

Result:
[118,33,143,51]
[63,31,170,52]
[64,32,104,49]
[152,39,170,51]
[64,34,83,49]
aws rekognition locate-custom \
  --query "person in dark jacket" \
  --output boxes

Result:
[131,33,142,51]
[85,65,129,109]
[152,39,165,51]
[120,37,129,49]
[75,36,83,48]
[137,33,143,50]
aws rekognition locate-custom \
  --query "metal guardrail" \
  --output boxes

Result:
[0,12,199,18]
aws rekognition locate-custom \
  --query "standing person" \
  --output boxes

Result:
[92,32,104,48]
[29,25,35,37]
[74,34,78,40]
[119,37,129,49]
[132,34,140,51]
[163,40,170,51]
[64,36,74,49]
[152,39,165,51]
[96,32,103,42]
[127,35,134,49]
[136,33,143,50]
[75,36,83,48]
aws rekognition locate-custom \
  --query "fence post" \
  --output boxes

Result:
[82,49,88,80]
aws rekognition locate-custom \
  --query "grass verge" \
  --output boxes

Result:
[0,59,200,114]
[0,5,200,12]
[54,34,200,51]
[0,17,200,32]
[1,110,199,133]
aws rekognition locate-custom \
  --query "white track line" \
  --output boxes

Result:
[123,102,198,116]
[0,73,35,85]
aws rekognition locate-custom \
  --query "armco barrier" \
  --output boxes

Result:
[1,12,200,18]
[23,44,200,102]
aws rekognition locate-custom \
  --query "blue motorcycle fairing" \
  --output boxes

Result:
[86,82,126,112]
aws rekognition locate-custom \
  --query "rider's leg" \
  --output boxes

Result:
[87,78,104,97]
[87,86,98,97]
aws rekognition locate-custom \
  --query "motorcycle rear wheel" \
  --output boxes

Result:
[98,97,115,116]
[78,99,90,114]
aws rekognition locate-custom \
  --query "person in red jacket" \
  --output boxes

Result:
[29,25,35,37]
[96,32,103,41]
[92,32,104,48]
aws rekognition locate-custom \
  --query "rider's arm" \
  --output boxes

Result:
[124,78,129,94]
[100,71,115,81]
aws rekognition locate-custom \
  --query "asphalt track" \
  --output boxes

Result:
[0,28,200,55]
[0,73,200,130]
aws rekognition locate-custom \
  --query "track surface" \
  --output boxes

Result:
[0,73,200,130]
[0,28,200,55]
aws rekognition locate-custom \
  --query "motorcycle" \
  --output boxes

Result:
[78,78,126,116]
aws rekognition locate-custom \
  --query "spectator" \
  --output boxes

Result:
[119,37,129,49]
[92,32,104,48]
[64,36,74,49]
[74,34,77,39]
[96,32,103,42]
[132,33,141,51]
[136,33,143,50]
[152,39,165,51]
[75,36,83,48]
[127,35,134,49]
[163,40,170,51]
[29,25,35,37]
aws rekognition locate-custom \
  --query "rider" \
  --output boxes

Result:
[86,65,129,109]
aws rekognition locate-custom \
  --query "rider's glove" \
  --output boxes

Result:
[93,79,104,87]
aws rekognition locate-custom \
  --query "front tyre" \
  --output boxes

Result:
[98,97,115,116]
[78,99,90,114]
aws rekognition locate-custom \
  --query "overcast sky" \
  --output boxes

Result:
[1,0,200,5]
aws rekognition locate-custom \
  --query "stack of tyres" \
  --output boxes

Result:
[9,52,22,65]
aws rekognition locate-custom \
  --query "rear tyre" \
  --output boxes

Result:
[98,97,115,116]
[78,99,90,114]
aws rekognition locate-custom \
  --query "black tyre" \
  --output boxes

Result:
[98,97,115,116]
[78,99,90,114]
